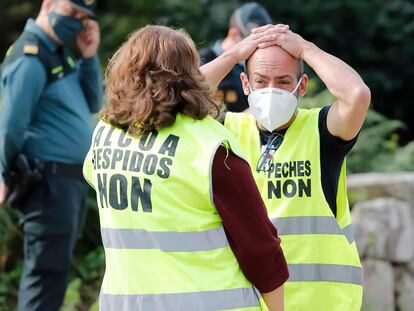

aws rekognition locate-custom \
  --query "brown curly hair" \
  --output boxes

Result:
[102,25,221,135]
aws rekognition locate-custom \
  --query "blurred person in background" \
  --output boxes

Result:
[199,2,272,113]
[0,0,103,310]
[202,24,370,310]
[83,24,290,311]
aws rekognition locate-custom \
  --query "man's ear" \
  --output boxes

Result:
[298,74,308,97]
[240,72,251,96]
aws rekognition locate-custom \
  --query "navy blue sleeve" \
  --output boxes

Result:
[199,47,217,66]
[319,105,358,217]
[78,55,103,113]
[0,56,47,182]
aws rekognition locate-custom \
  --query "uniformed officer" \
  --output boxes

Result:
[202,24,371,310]
[0,0,102,310]
[199,2,272,112]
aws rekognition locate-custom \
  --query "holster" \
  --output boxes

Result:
[6,154,43,208]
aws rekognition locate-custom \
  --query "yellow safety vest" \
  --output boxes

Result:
[83,113,268,311]
[225,109,363,311]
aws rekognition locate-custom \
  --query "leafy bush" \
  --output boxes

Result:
[0,261,21,310]
[0,197,104,311]
[301,89,413,173]
[61,247,105,311]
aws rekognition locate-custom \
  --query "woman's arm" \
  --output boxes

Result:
[262,285,284,311]
[212,146,288,310]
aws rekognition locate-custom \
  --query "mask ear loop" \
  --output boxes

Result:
[247,79,254,94]
[290,76,303,95]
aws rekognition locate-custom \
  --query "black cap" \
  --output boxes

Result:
[233,2,272,37]
[69,0,97,17]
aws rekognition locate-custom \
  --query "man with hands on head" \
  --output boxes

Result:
[0,0,102,310]
[202,24,370,311]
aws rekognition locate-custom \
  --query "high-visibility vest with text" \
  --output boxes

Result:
[225,109,363,311]
[83,114,268,311]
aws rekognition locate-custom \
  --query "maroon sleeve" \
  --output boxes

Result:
[212,146,289,292]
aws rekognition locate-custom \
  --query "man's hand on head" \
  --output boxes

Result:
[200,24,290,89]
[252,25,311,59]
[225,24,290,64]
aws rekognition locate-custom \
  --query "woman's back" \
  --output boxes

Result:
[84,113,264,310]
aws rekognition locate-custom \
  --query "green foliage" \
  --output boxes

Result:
[301,89,413,173]
[74,247,105,282]
[89,301,99,311]
[0,0,40,54]
[0,206,21,257]
[61,279,82,311]
[0,205,22,310]
[385,141,414,171]
[258,0,414,142]
[300,88,336,109]
[96,0,239,65]
[0,262,21,311]
[348,110,406,173]
[60,247,105,310]
[0,199,104,310]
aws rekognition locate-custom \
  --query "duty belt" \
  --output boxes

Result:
[42,161,84,180]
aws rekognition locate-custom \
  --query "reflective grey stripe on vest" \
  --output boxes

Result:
[342,224,356,244]
[101,227,229,252]
[288,264,363,285]
[272,216,356,244]
[99,287,260,311]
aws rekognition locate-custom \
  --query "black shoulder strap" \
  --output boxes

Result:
[1,31,76,85]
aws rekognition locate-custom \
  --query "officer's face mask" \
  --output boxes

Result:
[247,77,303,132]
[48,12,83,45]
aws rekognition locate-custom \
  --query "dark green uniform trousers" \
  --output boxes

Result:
[16,175,87,311]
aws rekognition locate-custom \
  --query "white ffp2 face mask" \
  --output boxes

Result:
[247,77,303,132]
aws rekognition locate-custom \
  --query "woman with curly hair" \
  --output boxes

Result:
[83,24,289,311]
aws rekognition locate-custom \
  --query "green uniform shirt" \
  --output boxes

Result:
[0,19,103,182]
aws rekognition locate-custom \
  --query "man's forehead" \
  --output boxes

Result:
[248,46,299,75]
[251,46,295,65]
